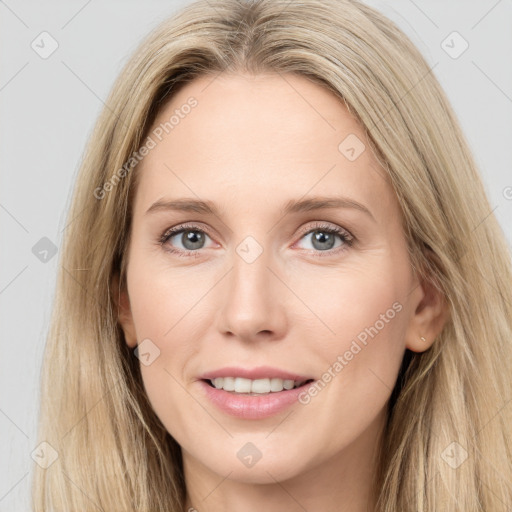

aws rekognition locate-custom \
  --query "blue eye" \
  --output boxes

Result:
[159,223,213,257]
[158,222,354,258]
[295,224,353,254]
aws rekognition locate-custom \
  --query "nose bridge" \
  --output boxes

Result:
[217,238,287,340]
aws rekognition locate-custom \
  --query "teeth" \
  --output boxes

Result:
[209,377,307,394]
[251,378,270,393]
[222,376,235,391]
[234,377,252,393]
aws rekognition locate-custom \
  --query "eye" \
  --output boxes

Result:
[294,222,354,257]
[158,221,354,258]
[158,223,214,257]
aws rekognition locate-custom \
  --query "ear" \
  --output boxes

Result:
[111,272,137,348]
[405,259,450,353]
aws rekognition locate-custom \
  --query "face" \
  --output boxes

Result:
[116,72,444,487]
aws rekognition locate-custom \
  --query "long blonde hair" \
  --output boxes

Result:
[31,0,512,510]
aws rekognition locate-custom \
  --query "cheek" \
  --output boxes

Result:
[127,257,209,341]
[290,262,408,427]
[289,262,406,354]
[125,259,213,431]
[329,237,409,352]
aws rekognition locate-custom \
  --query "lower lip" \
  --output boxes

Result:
[198,380,313,420]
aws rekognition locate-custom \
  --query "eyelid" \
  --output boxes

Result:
[295,221,353,242]
[159,221,218,248]
[161,220,354,240]
[160,221,215,239]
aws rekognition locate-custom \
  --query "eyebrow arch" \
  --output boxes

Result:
[145,198,219,216]
[282,196,374,220]
[145,195,375,221]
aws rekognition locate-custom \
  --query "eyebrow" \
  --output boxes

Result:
[145,195,375,221]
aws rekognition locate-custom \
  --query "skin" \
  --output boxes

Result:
[114,72,448,511]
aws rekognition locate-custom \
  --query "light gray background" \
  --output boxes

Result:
[1,1,511,510]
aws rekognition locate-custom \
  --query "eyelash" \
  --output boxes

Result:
[158,221,355,259]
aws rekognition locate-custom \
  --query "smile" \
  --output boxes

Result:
[206,377,313,394]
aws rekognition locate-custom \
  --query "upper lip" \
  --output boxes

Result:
[199,366,314,382]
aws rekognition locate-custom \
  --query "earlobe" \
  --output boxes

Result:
[111,272,138,348]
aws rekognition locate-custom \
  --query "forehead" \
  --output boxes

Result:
[133,72,395,220]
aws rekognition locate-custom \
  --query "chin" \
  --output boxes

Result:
[199,446,313,484]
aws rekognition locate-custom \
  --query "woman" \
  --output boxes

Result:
[31,0,512,510]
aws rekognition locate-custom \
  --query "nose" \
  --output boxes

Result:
[215,247,288,343]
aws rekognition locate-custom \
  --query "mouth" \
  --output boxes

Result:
[198,370,317,419]
[203,377,315,396]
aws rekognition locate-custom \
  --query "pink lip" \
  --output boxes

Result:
[198,365,313,381]
[198,379,315,420]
